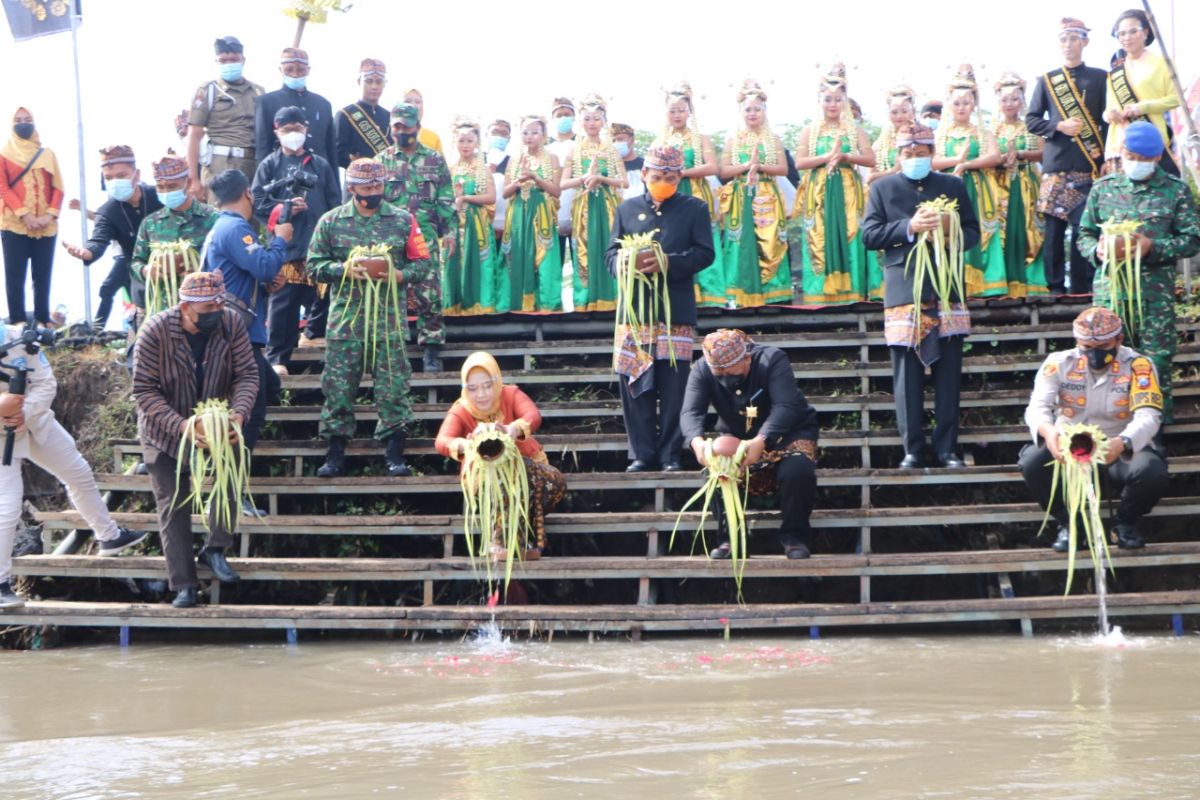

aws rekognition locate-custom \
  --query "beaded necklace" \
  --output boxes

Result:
[508,148,552,201]
[992,119,1029,150]
[573,136,623,189]
[661,127,706,165]
[807,118,858,158]
[936,120,979,159]
[452,152,490,192]
[874,125,900,171]
[735,128,777,168]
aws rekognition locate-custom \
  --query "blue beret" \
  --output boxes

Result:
[1123,121,1163,158]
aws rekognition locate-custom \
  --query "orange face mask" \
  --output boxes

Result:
[647,181,677,203]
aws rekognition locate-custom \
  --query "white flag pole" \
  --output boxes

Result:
[69,1,92,326]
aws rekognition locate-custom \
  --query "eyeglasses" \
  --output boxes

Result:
[1116,27,1144,38]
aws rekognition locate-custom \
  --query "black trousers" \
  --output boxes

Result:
[1043,197,1093,294]
[146,453,234,591]
[267,282,317,368]
[2,231,55,324]
[890,338,963,458]
[95,256,131,328]
[302,289,329,340]
[245,345,280,451]
[618,359,688,467]
[715,453,817,547]
[1019,442,1169,528]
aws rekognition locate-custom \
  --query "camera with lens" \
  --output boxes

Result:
[263,166,319,224]
[0,326,55,465]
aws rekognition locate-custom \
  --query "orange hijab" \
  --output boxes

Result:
[2,107,62,192]
[459,351,504,421]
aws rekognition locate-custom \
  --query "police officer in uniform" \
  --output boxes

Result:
[1020,306,1168,551]
[186,36,264,204]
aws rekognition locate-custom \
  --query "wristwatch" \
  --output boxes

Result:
[1119,435,1133,454]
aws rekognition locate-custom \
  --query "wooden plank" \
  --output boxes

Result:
[35,496,1200,536]
[14,544,1200,582]
[5,590,1198,632]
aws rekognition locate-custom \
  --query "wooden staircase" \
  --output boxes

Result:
[11,299,1200,639]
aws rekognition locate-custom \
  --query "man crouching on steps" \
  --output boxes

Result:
[132,271,258,608]
[679,329,821,559]
[308,158,431,478]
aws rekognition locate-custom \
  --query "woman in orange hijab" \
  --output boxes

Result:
[1,108,64,327]
[435,352,566,559]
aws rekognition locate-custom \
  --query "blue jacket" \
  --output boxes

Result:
[202,210,286,345]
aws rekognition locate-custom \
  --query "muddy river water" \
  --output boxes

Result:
[1,632,1197,798]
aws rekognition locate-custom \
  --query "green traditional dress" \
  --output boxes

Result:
[502,151,562,312]
[720,130,792,307]
[794,122,873,304]
[993,121,1047,298]
[569,139,624,311]
[445,155,505,314]
[657,129,726,307]
[938,124,1007,297]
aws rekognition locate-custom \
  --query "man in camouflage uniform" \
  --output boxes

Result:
[308,158,432,478]
[1021,307,1169,551]
[185,36,265,204]
[1077,120,1200,423]
[378,102,456,372]
[129,151,220,337]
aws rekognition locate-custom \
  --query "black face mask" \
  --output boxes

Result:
[1086,346,1117,371]
[395,132,417,148]
[717,374,744,392]
[357,193,384,210]
[13,123,34,140]
[194,310,223,334]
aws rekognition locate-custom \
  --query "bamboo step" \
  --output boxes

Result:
[15,543,1200,583]
[35,495,1200,536]
[6,590,1198,632]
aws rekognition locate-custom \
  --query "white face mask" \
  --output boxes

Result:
[279,131,306,151]
[1122,159,1155,181]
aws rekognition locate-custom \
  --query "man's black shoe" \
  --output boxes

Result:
[1052,527,1072,553]
[172,586,198,608]
[1115,523,1145,550]
[422,345,443,373]
[938,453,966,469]
[384,434,412,477]
[317,436,346,478]
[709,542,732,559]
[197,547,241,583]
[899,453,925,469]
[626,460,656,473]
[663,461,684,472]
[785,543,811,560]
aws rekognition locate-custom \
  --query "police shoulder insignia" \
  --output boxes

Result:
[1129,357,1163,411]
[242,235,255,245]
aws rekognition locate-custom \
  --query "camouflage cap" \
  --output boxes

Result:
[1073,307,1123,345]
[346,158,386,186]
[390,102,420,127]
[151,149,189,182]
[179,271,225,303]
[98,144,136,168]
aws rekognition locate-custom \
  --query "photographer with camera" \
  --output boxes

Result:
[0,326,146,609]
[201,170,292,474]
[251,106,341,375]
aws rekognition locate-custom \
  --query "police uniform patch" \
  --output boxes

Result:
[1129,357,1163,411]
[243,235,255,245]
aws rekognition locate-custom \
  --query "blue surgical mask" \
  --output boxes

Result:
[219,62,244,82]
[1122,159,1155,181]
[283,75,307,91]
[107,178,135,203]
[900,157,932,181]
[489,136,509,152]
[615,141,631,159]
[161,189,188,211]
[556,116,574,135]
[923,117,939,131]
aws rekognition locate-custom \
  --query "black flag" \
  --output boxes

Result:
[3,0,80,42]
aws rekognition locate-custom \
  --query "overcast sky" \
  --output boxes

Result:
[1,0,1195,326]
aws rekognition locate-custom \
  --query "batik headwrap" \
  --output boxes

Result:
[703,329,752,369]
